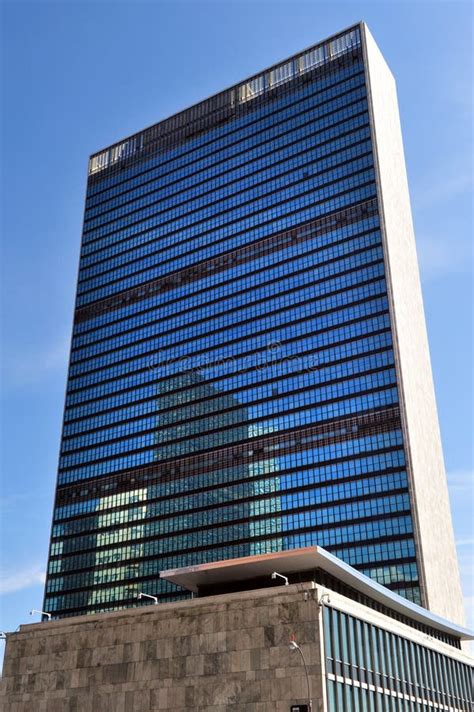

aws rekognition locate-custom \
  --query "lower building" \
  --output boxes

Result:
[1,547,472,711]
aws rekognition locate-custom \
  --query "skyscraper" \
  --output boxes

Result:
[44,23,464,625]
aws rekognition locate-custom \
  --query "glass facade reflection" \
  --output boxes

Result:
[44,25,423,617]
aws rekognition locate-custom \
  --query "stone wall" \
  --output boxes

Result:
[0,584,323,711]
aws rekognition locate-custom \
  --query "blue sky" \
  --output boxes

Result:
[1,0,472,662]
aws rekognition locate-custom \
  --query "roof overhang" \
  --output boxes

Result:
[160,546,473,641]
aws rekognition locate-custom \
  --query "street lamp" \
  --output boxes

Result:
[137,592,158,605]
[271,571,289,585]
[29,609,51,621]
[318,592,331,607]
[289,637,312,711]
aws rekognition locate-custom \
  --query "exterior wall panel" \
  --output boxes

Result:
[361,23,465,625]
[2,586,324,712]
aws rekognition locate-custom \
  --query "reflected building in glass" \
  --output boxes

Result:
[44,23,465,624]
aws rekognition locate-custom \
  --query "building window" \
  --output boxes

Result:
[323,606,473,711]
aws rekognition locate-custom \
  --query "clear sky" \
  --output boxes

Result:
[1,0,472,663]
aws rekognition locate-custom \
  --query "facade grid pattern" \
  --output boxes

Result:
[44,25,423,618]
[323,606,473,711]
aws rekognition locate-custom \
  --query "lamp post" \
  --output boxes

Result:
[29,609,51,621]
[137,592,158,605]
[271,571,289,585]
[289,637,312,711]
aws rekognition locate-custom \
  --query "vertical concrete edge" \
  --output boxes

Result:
[360,22,465,625]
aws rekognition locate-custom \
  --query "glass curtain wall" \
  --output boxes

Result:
[323,606,473,712]
[44,26,421,617]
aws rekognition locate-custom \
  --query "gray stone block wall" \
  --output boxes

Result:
[0,584,323,711]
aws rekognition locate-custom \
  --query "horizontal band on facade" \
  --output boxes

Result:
[46,549,418,601]
[61,360,396,459]
[70,234,383,365]
[87,29,361,182]
[74,198,378,322]
[76,165,376,308]
[83,74,368,238]
[57,384,398,479]
[83,90,369,248]
[78,145,374,292]
[54,407,401,499]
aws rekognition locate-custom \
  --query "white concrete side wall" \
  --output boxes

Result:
[361,24,465,625]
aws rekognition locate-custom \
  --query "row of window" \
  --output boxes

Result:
[73,213,381,344]
[82,89,369,266]
[68,336,393,436]
[71,274,386,383]
[81,466,407,530]
[73,256,384,375]
[81,128,374,306]
[81,117,374,280]
[64,333,393,438]
[65,328,390,444]
[48,514,412,599]
[65,316,392,429]
[86,44,362,199]
[331,538,415,568]
[80,122,374,291]
[64,369,396,467]
[54,451,406,524]
[80,149,372,292]
[359,561,419,587]
[82,80,369,245]
[84,120,370,247]
[54,435,405,521]
[78,183,376,312]
[324,607,473,710]
[59,370,397,470]
[62,351,394,452]
[77,163,375,305]
[69,287,389,414]
[69,263,387,396]
[389,586,420,605]
[67,315,390,440]
[49,484,404,572]
[55,412,400,532]
[53,470,408,539]
[58,388,399,483]
[85,58,364,207]
[69,281,388,394]
[49,520,414,593]
[81,149,373,302]
[44,534,415,612]
[87,49,361,191]
[85,73,366,231]
[50,494,410,572]
[72,232,383,363]
[82,148,373,276]
[72,232,380,360]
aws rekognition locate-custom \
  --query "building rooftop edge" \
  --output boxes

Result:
[88,21,364,161]
[160,546,473,640]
